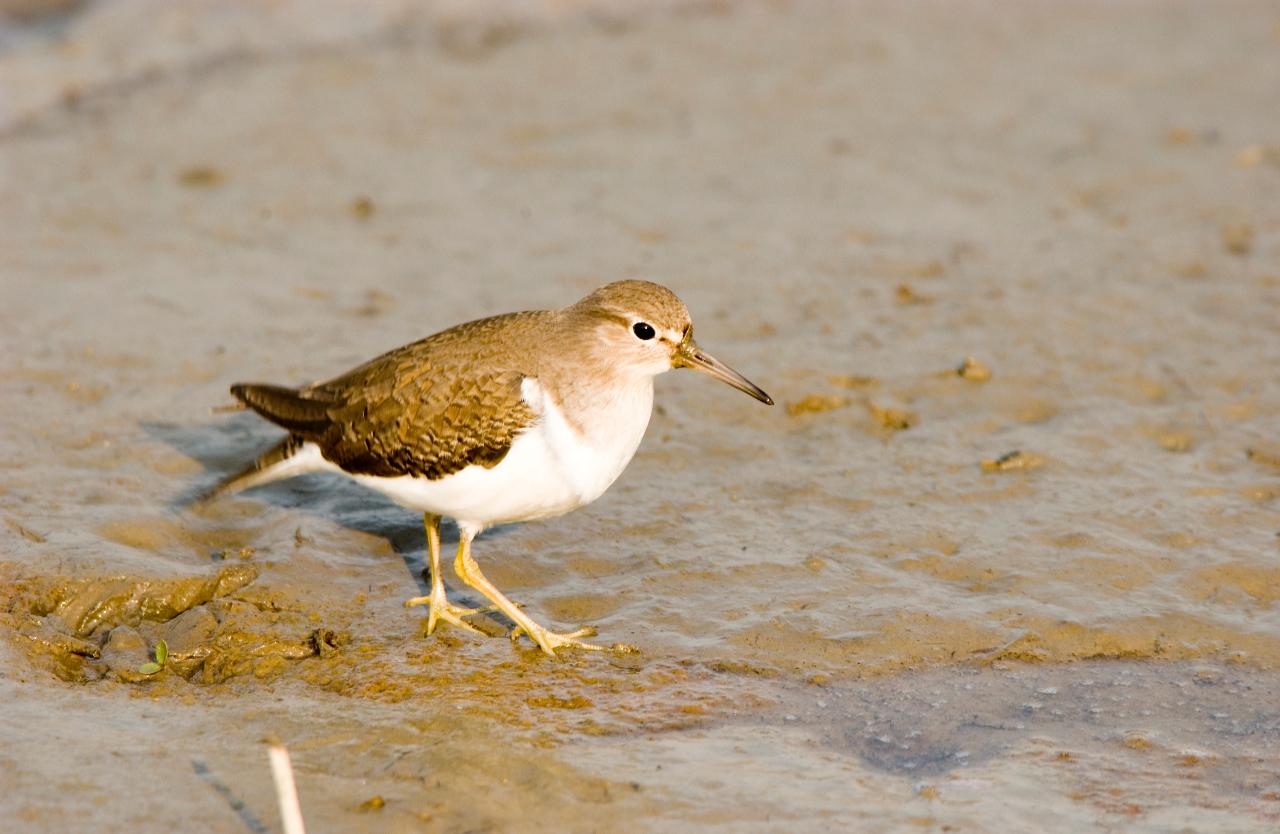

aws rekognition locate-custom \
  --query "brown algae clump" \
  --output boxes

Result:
[2,564,349,685]
[47,564,258,638]
[1246,446,1280,470]
[894,284,933,305]
[955,356,992,381]
[1221,224,1254,256]
[827,374,878,389]
[786,394,851,416]
[981,450,1045,472]
[868,402,916,431]
[350,195,376,220]
[177,165,225,187]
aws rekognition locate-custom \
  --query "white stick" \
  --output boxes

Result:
[267,743,307,834]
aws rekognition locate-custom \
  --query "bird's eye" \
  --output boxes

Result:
[632,322,656,341]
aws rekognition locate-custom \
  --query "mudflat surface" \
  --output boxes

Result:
[2,1,1279,831]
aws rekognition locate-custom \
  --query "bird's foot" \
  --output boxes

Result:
[510,623,607,656]
[404,592,485,636]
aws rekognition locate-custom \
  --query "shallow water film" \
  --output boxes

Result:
[2,1,1279,831]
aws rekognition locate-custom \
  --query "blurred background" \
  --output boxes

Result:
[2,1,1279,832]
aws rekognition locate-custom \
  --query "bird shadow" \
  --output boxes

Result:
[143,416,515,605]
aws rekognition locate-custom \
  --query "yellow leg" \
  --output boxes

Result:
[404,514,483,636]
[452,529,603,656]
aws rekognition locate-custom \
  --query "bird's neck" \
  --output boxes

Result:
[531,309,655,440]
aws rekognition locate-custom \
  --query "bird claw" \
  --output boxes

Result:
[509,623,604,655]
[405,593,485,636]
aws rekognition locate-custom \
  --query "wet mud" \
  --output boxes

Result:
[3,0,1280,831]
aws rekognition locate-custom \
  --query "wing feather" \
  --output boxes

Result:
[231,312,544,480]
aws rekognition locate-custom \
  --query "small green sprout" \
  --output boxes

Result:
[138,639,169,675]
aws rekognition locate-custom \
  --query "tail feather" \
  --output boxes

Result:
[202,435,313,502]
[230,383,333,435]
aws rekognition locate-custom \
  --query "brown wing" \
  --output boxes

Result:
[232,312,543,480]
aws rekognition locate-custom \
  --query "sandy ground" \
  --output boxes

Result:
[2,0,1279,831]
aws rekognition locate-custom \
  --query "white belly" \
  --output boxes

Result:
[342,376,654,530]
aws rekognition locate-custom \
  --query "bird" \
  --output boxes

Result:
[206,280,773,655]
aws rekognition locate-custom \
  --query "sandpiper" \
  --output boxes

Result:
[208,280,772,655]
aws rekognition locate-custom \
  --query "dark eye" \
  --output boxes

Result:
[632,321,656,340]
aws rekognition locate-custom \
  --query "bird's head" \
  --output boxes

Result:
[573,279,773,405]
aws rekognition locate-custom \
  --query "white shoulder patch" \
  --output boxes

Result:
[520,376,546,413]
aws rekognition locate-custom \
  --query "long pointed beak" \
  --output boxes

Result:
[675,340,774,405]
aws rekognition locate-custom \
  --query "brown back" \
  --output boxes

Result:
[233,310,548,480]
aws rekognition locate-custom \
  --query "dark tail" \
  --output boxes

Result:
[201,435,309,502]
[201,382,338,503]
[229,383,334,435]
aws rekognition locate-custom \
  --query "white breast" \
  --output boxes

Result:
[344,375,654,531]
